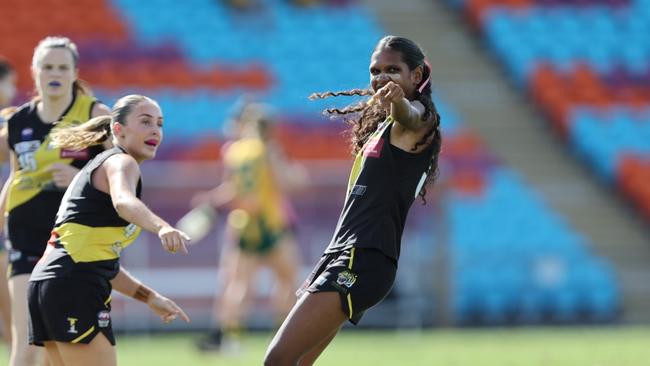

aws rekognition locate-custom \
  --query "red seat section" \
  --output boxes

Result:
[618,155,650,221]
[0,0,272,96]
[441,129,498,195]
[274,124,350,160]
[529,64,650,138]
[0,0,128,92]
[158,123,350,162]
[79,61,272,92]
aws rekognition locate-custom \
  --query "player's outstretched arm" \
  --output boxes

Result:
[111,267,190,324]
[104,153,190,254]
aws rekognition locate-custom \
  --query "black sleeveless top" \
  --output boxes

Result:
[325,117,434,260]
[30,146,142,283]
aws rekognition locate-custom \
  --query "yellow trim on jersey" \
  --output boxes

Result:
[6,94,96,212]
[55,221,141,263]
[346,118,394,197]
[346,248,356,319]
[346,150,367,196]
[71,326,95,344]
[104,296,112,307]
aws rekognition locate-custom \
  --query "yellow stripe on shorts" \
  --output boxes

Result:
[347,294,353,319]
[71,326,95,344]
[347,248,356,318]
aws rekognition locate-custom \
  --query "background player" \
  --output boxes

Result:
[193,102,304,352]
[0,57,18,347]
[0,37,110,366]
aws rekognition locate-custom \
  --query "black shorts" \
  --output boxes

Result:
[28,277,115,346]
[8,248,43,277]
[297,248,397,325]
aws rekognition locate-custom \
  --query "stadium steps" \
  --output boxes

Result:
[363,0,650,323]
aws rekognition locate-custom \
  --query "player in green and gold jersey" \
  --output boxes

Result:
[194,103,302,352]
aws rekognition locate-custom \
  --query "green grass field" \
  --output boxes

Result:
[3,327,649,365]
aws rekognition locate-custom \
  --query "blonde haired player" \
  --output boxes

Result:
[28,94,190,366]
[0,37,111,366]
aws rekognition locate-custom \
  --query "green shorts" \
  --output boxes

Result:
[238,217,287,255]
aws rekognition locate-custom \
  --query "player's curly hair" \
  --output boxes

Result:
[310,36,442,203]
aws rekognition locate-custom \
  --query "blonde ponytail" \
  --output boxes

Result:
[50,115,111,151]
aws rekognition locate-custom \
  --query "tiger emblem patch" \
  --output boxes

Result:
[336,270,357,288]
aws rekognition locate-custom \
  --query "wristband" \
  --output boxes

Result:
[134,285,152,303]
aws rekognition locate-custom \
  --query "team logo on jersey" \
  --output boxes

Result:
[97,311,110,328]
[60,148,89,159]
[67,317,79,334]
[351,185,367,196]
[112,241,123,256]
[20,128,33,139]
[363,137,384,158]
[124,224,138,238]
[336,270,357,288]
[8,250,21,262]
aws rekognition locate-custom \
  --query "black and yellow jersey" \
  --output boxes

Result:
[5,93,103,253]
[325,117,434,260]
[223,137,288,248]
[30,146,142,283]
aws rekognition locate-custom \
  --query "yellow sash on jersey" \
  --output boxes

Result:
[54,221,141,262]
[346,117,393,196]
[6,94,96,212]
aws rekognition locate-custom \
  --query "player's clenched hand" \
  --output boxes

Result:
[147,293,190,324]
[375,81,405,111]
[48,163,80,188]
[158,225,190,254]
